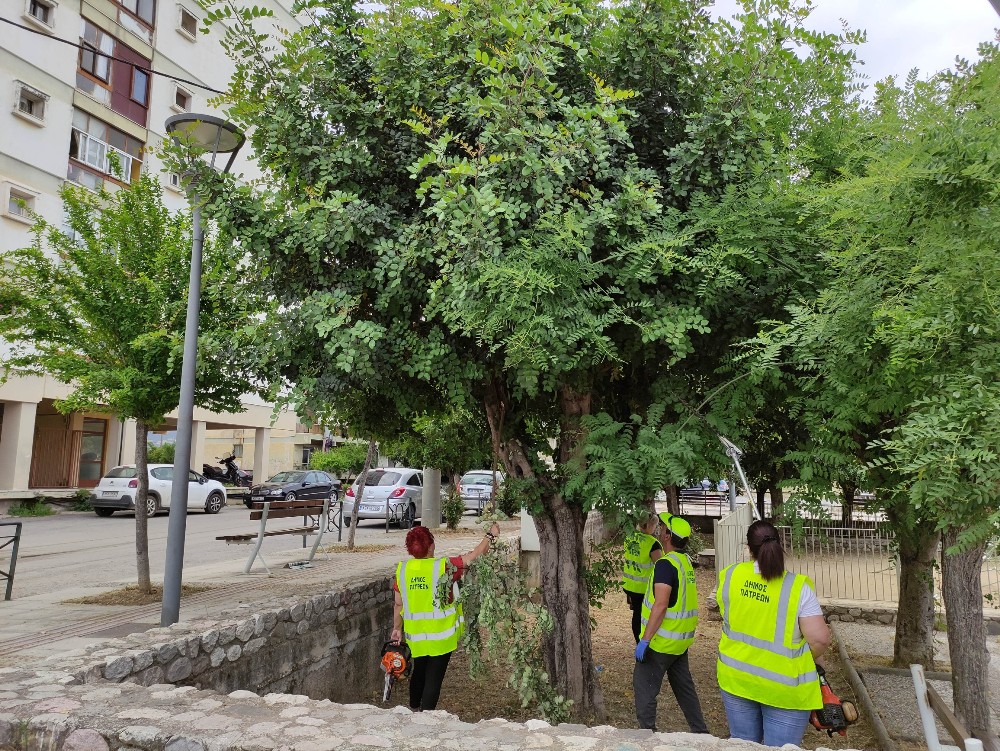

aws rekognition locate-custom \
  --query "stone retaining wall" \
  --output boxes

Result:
[40,577,394,703]
[825,604,896,626]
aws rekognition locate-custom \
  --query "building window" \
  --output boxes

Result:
[68,109,144,186]
[23,0,56,30]
[172,84,192,112]
[131,67,149,105]
[177,6,197,39]
[13,81,49,124]
[3,182,39,224]
[79,42,110,82]
[166,172,182,192]
[118,0,155,26]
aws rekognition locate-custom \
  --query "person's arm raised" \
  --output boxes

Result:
[461,522,501,567]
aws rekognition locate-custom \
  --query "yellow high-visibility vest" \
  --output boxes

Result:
[640,552,699,654]
[396,557,463,658]
[716,561,822,710]
[623,532,660,594]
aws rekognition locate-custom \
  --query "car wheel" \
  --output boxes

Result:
[205,492,225,514]
[284,492,296,502]
[344,516,353,527]
[94,508,114,518]
[402,503,416,528]
[146,495,160,517]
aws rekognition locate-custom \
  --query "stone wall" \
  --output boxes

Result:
[41,577,394,703]
[825,604,897,626]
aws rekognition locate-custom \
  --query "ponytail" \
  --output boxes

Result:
[747,520,784,581]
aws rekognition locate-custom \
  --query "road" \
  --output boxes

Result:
[3,504,415,599]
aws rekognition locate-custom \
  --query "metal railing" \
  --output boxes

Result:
[714,516,1000,607]
[1,522,23,601]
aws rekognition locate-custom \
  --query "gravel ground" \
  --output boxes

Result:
[836,621,1000,747]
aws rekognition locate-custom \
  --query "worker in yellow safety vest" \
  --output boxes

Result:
[391,521,500,711]
[633,511,708,733]
[716,519,832,747]
[622,511,663,642]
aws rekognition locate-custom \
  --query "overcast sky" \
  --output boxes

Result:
[710,0,1000,84]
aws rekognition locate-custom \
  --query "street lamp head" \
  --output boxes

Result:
[165,113,245,174]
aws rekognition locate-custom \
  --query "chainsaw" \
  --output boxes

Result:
[380,641,412,703]
[810,664,860,736]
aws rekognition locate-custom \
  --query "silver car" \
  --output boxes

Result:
[458,470,505,514]
[344,468,424,527]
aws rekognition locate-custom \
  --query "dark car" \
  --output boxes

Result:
[245,470,342,508]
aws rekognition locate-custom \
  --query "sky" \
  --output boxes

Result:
[709,0,1000,85]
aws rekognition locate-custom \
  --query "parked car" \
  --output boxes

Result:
[458,470,505,514]
[246,470,342,509]
[344,468,424,527]
[90,465,227,517]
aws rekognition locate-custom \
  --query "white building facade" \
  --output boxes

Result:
[0,0,315,499]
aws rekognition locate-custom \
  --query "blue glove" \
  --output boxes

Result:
[635,639,650,662]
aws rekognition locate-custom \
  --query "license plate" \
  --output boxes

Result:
[251,496,264,501]
[101,491,117,497]
[361,505,382,512]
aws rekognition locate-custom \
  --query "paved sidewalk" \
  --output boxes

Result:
[0,519,508,667]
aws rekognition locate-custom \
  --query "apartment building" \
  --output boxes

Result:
[0,0,313,499]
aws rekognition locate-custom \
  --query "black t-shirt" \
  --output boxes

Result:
[651,557,680,608]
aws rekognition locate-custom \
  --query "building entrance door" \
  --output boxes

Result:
[78,418,107,487]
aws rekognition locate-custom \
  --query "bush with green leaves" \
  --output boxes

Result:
[147,442,176,464]
[441,488,465,530]
[492,481,521,518]
[70,489,93,512]
[9,500,54,517]
[310,442,368,480]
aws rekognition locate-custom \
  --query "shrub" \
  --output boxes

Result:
[9,499,55,517]
[70,489,93,512]
[493,482,521,517]
[147,442,176,464]
[442,488,465,530]
[310,443,368,479]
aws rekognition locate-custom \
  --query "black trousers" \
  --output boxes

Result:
[626,590,644,643]
[409,651,453,711]
[633,649,708,733]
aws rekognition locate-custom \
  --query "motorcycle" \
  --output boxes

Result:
[202,455,253,487]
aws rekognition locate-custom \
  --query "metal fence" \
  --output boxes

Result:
[713,508,1000,608]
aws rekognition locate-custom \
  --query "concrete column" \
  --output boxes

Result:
[422,466,442,529]
[0,401,38,491]
[120,419,137,464]
[189,420,206,473]
[253,427,270,483]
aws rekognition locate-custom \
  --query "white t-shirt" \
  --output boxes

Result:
[752,562,823,640]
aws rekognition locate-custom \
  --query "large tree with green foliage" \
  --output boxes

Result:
[201,0,858,716]
[0,172,261,593]
[756,46,1000,746]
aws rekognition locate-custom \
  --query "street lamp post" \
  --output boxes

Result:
[161,114,245,627]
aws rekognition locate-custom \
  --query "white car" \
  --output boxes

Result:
[90,464,227,517]
[458,470,505,514]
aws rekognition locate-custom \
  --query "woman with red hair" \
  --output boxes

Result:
[391,521,499,711]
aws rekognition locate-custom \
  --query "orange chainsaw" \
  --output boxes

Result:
[380,641,412,703]
[810,665,860,736]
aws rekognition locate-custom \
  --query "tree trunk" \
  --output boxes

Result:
[756,485,767,520]
[941,530,997,750]
[134,419,152,594]
[841,482,856,527]
[768,482,784,516]
[892,525,938,668]
[664,484,679,516]
[347,438,377,551]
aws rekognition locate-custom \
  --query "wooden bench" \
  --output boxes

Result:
[910,664,987,751]
[217,496,331,574]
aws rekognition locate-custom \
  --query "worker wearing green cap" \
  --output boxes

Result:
[633,511,708,733]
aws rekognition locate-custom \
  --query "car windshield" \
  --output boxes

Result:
[461,474,493,486]
[363,471,401,487]
[269,471,305,484]
[105,467,138,479]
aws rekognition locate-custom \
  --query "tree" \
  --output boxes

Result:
[202,0,859,717]
[382,408,491,487]
[309,441,368,482]
[0,171,261,593]
[757,46,1000,746]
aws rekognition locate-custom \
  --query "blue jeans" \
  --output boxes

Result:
[720,690,811,747]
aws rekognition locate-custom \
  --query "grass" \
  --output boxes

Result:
[64,583,212,606]
[8,499,55,517]
[320,543,396,554]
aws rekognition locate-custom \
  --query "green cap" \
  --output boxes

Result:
[658,511,691,539]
